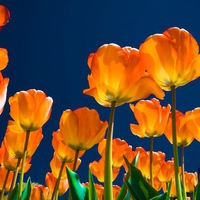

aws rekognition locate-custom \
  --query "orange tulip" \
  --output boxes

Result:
[130,98,171,138]
[157,159,175,183]
[140,27,200,90]
[89,158,120,182]
[165,110,194,146]
[0,5,10,29]
[30,184,50,200]
[59,107,108,150]
[184,171,198,193]
[9,89,53,132]
[0,72,9,114]
[98,138,132,167]
[45,172,69,196]
[4,121,43,158]
[135,147,165,179]
[50,153,81,180]
[83,43,164,107]
[186,108,200,142]
[0,48,9,70]
[0,166,13,192]
[52,129,85,162]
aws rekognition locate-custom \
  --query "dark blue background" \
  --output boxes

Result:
[1,0,200,194]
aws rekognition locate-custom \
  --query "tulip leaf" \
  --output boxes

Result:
[88,169,98,200]
[194,181,200,200]
[8,184,19,200]
[21,177,31,200]
[66,167,89,200]
[124,159,159,200]
[149,193,168,200]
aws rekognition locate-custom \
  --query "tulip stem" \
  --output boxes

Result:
[51,161,65,200]
[150,136,154,187]
[104,101,116,200]
[171,85,182,200]
[180,145,187,200]
[0,169,10,200]
[18,130,31,200]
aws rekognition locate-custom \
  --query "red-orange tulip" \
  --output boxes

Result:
[30,184,50,200]
[98,138,132,167]
[0,5,10,29]
[165,110,194,146]
[59,107,108,150]
[0,48,9,70]
[0,72,9,114]
[45,172,69,196]
[184,171,198,193]
[130,98,171,138]
[140,27,200,90]
[89,158,120,182]
[9,89,53,131]
[52,129,85,163]
[4,120,43,158]
[83,43,164,106]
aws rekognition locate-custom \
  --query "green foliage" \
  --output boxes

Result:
[88,170,98,200]
[66,167,89,200]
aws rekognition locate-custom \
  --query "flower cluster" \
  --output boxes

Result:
[1,3,200,200]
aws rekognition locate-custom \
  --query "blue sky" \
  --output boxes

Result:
[1,0,200,192]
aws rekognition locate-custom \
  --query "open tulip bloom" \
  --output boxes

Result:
[1,16,200,200]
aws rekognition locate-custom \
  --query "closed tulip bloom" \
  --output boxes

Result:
[184,171,198,193]
[0,72,9,114]
[45,172,69,196]
[52,129,85,162]
[4,121,43,158]
[98,138,132,167]
[89,158,120,182]
[59,107,108,150]
[140,27,200,90]
[165,110,194,146]
[130,98,171,138]
[0,48,9,70]
[30,184,50,200]
[83,43,164,107]
[83,183,104,200]
[0,5,10,28]
[9,89,53,132]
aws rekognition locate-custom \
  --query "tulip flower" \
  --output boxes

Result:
[184,171,198,193]
[83,43,164,107]
[30,184,50,200]
[0,5,10,29]
[98,138,132,167]
[0,48,9,71]
[52,129,85,163]
[0,72,9,115]
[59,107,108,151]
[83,183,104,200]
[9,89,53,132]
[130,98,171,138]
[89,158,120,182]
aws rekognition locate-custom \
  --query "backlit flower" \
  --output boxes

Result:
[98,138,132,167]
[30,184,50,200]
[59,107,108,150]
[0,166,13,192]
[0,72,9,114]
[130,98,170,138]
[9,89,53,131]
[140,27,200,90]
[184,171,198,193]
[0,5,10,29]
[89,158,120,182]
[0,48,9,70]
[83,43,164,106]
[165,110,194,146]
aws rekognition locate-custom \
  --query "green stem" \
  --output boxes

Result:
[180,145,187,200]
[0,169,10,200]
[51,161,65,200]
[104,101,116,200]
[18,130,31,200]
[150,136,154,187]
[171,85,182,200]
[68,149,80,200]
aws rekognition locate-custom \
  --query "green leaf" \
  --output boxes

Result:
[21,177,31,200]
[150,193,168,200]
[124,160,159,200]
[8,183,19,200]
[194,181,200,200]
[88,169,98,200]
[66,167,88,200]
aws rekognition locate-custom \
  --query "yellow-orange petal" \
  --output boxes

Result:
[0,48,8,70]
